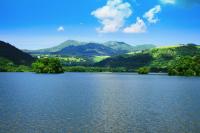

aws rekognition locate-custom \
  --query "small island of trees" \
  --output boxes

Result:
[32,58,64,73]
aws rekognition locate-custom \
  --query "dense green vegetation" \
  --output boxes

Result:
[64,66,128,72]
[137,67,150,74]
[0,57,31,72]
[96,44,200,75]
[168,56,200,76]
[96,53,153,69]
[32,58,64,73]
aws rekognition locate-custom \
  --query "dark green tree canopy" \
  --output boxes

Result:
[168,56,200,76]
[32,58,64,73]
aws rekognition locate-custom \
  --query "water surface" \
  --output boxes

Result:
[0,72,200,133]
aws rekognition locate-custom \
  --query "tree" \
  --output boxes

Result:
[32,58,64,73]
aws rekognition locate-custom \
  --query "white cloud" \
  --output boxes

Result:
[143,5,161,24]
[161,0,176,4]
[123,17,147,33]
[91,0,132,33]
[57,26,64,32]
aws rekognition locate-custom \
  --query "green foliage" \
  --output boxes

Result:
[96,44,200,74]
[32,58,64,73]
[137,67,150,74]
[0,57,32,72]
[168,56,200,76]
[0,57,14,72]
[14,65,32,72]
[64,66,128,72]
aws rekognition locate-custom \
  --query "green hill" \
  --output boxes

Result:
[103,41,134,54]
[103,41,155,54]
[96,44,200,72]
[0,41,34,65]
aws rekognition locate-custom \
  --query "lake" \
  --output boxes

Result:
[0,72,200,133]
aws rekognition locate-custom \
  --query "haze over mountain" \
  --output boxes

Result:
[25,40,156,57]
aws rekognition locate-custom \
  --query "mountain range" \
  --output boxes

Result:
[0,40,199,74]
[25,40,156,57]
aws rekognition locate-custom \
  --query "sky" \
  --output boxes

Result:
[0,0,200,49]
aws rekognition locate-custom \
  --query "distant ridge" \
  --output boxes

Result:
[25,40,156,57]
[0,41,34,65]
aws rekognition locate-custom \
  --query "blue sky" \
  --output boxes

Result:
[0,0,200,49]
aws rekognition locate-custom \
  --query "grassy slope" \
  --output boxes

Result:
[96,44,200,72]
[92,56,110,62]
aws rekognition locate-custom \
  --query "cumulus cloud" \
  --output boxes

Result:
[57,26,64,32]
[91,0,132,33]
[161,0,200,5]
[160,0,176,4]
[143,5,161,24]
[123,17,147,33]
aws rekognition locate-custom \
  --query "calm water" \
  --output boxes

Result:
[0,72,200,133]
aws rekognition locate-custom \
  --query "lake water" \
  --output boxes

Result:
[0,72,200,133]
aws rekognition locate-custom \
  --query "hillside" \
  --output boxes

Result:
[103,41,134,54]
[96,44,200,72]
[26,40,156,57]
[0,41,34,65]
[54,43,118,56]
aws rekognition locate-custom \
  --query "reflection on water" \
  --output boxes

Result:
[0,72,200,133]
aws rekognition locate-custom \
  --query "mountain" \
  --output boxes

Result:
[25,40,87,54]
[103,41,134,54]
[96,44,200,72]
[0,41,34,65]
[26,40,156,57]
[131,44,157,51]
[103,41,155,53]
[55,43,118,56]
